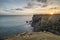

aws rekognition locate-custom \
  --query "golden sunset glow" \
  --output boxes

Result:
[50,12,54,15]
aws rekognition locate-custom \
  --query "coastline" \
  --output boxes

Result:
[1,14,60,40]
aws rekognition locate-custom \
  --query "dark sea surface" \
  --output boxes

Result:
[0,15,33,38]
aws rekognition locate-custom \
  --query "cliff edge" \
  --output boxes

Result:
[4,32,60,40]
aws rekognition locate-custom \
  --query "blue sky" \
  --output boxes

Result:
[0,0,28,10]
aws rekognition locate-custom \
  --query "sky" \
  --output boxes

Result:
[0,0,28,10]
[0,0,60,15]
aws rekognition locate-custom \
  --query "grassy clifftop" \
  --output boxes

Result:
[4,32,60,40]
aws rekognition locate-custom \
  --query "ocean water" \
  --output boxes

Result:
[0,15,33,38]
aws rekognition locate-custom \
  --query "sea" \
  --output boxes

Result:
[0,15,33,38]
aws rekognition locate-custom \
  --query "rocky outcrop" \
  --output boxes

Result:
[31,14,60,34]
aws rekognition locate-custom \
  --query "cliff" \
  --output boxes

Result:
[31,14,60,34]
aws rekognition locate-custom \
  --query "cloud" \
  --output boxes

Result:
[0,6,60,15]
[26,0,48,8]
[37,0,47,3]
[11,8,24,11]
[0,0,60,15]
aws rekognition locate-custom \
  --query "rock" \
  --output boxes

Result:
[31,14,60,35]
[26,21,29,23]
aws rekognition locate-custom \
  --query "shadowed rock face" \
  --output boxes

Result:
[31,14,60,34]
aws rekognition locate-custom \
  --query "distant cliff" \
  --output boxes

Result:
[31,14,60,34]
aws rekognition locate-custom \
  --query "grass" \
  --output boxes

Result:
[5,32,60,40]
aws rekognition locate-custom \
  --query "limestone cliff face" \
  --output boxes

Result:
[31,14,60,34]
